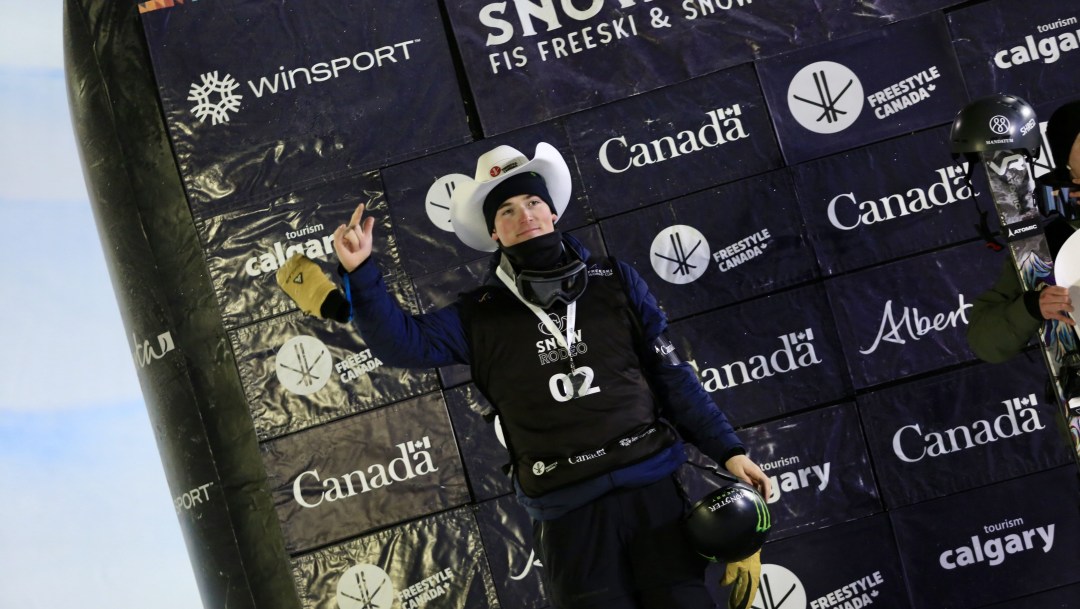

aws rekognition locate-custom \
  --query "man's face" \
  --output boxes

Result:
[490,193,557,247]
[1062,133,1080,200]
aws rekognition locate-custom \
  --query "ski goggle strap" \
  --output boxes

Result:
[953,152,1005,252]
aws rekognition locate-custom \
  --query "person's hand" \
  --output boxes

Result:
[333,203,376,273]
[1039,286,1074,325]
[725,454,771,500]
[720,550,761,609]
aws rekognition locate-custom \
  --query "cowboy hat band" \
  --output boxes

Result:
[449,142,572,252]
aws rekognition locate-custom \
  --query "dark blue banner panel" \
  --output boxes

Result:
[291,507,499,609]
[949,0,1080,106]
[566,63,782,217]
[445,384,513,503]
[792,125,998,275]
[756,12,968,165]
[890,466,1080,609]
[755,515,913,609]
[860,357,1071,508]
[262,394,469,553]
[669,284,850,427]
[201,173,391,330]
[736,403,881,541]
[442,0,871,136]
[140,0,471,214]
[380,122,590,278]
[982,582,1080,609]
[475,494,551,609]
[600,169,819,320]
[230,311,440,441]
[825,242,1000,389]
[440,1,976,136]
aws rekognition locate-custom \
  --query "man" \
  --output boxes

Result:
[968,100,1080,363]
[286,142,771,609]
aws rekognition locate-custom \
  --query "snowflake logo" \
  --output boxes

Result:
[187,71,243,125]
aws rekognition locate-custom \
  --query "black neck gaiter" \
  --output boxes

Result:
[501,230,564,271]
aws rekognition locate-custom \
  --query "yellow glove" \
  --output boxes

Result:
[275,254,340,319]
[720,550,761,609]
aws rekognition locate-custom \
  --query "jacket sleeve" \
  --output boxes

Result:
[967,257,1041,364]
[342,257,470,368]
[615,260,745,464]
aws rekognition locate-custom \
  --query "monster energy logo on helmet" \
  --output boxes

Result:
[684,480,773,562]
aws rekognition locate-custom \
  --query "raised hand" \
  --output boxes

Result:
[333,202,376,273]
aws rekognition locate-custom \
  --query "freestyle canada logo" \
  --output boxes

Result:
[425,174,469,232]
[275,335,333,396]
[335,563,457,609]
[651,225,710,284]
[650,224,773,284]
[787,60,942,133]
[788,62,863,134]
[186,40,420,125]
[687,328,822,393]
[993,15,1080,68]
[397,567,455,609]
[755,564,807,608]
[337,564,395,609]
[707,563,888,609]
[809,570,886,609]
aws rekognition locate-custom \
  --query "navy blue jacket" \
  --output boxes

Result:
[342,235,744,518]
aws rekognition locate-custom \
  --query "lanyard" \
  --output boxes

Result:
[496,266,577,367]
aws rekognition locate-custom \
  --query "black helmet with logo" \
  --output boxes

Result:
[684,474,772,563]
[949,94,1042,158]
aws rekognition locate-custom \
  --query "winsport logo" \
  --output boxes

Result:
[188,71,244,125]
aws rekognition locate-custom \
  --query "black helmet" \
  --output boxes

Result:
[684,477,772,563]
[949,94,1041,158]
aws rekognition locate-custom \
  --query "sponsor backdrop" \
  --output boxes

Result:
[64,0,1080,607]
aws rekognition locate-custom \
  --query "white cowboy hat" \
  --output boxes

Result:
[449,142,572,252]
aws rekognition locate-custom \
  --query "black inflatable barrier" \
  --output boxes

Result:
[63,2,300,607]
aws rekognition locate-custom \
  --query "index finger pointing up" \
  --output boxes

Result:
[348,202,367,229]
